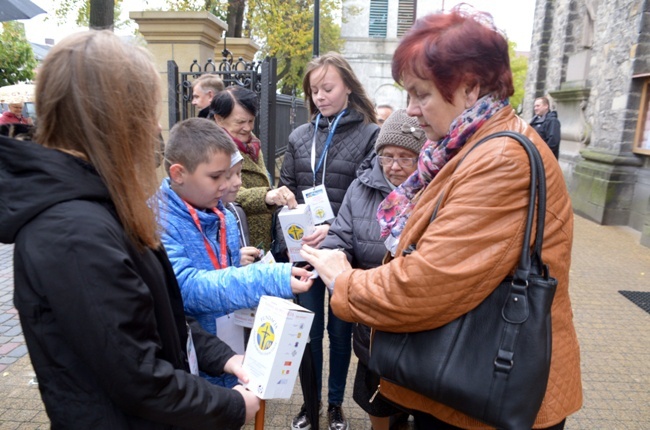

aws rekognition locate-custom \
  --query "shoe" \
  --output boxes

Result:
[327,404,349,430]
[291,402,324,430]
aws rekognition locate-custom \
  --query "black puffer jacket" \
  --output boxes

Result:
[0,136,246,429]
[320,154,391,364]
[279,109,379,212]
[274,109,379,256]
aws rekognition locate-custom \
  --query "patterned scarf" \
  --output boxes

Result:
[225,129,261,163]
[376,95,509,239]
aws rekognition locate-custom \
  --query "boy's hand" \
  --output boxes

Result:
[289,266,314,294]
[239,246,262,266]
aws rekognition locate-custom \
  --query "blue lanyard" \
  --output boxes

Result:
[311,109,347,186]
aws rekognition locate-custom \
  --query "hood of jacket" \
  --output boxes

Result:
[0,136,109,244]
[356,153,393,195]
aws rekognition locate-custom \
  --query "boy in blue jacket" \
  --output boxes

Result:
[156,118,313,387]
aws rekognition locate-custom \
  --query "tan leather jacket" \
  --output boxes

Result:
[331,106,582,429]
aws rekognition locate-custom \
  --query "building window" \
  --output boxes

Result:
[397,0,416,37]
[634,78,650,155]
[369,0,388,38]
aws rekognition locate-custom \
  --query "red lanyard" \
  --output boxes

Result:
[183,201,228,270]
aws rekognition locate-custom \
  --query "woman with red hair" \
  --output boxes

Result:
[301,6,582,429]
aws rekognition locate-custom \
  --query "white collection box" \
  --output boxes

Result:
[277,204,315,262]
[242,296,314,399]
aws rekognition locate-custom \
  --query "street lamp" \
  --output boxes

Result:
[313,0,320,58]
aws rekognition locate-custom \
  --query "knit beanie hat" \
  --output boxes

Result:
[375,109,427,155]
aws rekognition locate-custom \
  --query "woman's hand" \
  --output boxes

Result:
[232,385,260,424]
[300,245,351,289]
[239,246,262,266]
[265,186,298,208]
[301,224,330,248]
[289,266,314,294]
[224,354,248,382]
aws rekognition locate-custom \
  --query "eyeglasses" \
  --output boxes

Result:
[378,156,418,168]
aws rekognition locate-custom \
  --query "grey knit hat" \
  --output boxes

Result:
[375,109,427,155]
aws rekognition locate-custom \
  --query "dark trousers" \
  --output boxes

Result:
[412,412,566,430]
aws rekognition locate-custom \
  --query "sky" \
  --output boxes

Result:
[21,0,537,51]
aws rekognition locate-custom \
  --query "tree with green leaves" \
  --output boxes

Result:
[165,0,342,95]
[509,40,528,113]
[55,0,123,29]
[247,0,342,94]
[0,22,38,87]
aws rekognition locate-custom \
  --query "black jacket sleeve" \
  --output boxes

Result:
[16,201,246,429]
[187,316,238,376]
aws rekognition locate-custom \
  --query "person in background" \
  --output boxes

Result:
[530,96,561,159]
[0,103,33,125]
[156,118,313,387]
[301,6,581,430]
[222,149,263,266]
[0,123,34,139]
[321,109,426,430]
[0,30,260,429]
[376,104,394,127]
[279,51,380,430]
[192,73,225,118]
[211,86,296,252]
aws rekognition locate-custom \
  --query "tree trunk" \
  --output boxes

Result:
[226,0,245,37]
[89,0,114,30]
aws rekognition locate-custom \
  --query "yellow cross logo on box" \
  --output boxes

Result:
[287,224,304,241]
[256,322,275,351]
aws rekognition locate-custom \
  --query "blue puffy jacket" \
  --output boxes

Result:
[157,178,295,386]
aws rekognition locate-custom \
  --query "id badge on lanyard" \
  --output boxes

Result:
[302,184,334,224]
[186,323,199,375]
[306,110,346,224]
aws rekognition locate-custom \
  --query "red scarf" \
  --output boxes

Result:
[225,130,261,163]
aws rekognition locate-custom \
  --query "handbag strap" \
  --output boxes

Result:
[405,131,547,280]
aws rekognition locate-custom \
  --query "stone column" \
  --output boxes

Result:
[129,11,228,134]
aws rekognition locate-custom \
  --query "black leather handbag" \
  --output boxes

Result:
[368,131,557,430]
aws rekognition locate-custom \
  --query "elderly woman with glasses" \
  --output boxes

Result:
[319,109,425,430]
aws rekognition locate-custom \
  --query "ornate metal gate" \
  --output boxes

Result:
[167,53,308,183]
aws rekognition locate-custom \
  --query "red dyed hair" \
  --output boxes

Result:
[392,5,514,103]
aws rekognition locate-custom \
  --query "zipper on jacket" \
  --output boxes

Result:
[369,384,381,403]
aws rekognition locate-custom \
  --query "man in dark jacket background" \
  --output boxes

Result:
[191,74,225,118]
[530,96,561,159]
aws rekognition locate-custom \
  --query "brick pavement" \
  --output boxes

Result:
[0,244,26,375]
[1,215,649,429]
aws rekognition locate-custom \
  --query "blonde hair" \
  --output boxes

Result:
[34,31,162,250]
[303,52,377,124]
[193,73,225,94]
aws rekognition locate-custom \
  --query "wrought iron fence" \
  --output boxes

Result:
[167,53,308,183]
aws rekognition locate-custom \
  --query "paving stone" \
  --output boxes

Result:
[7,346,27,359]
